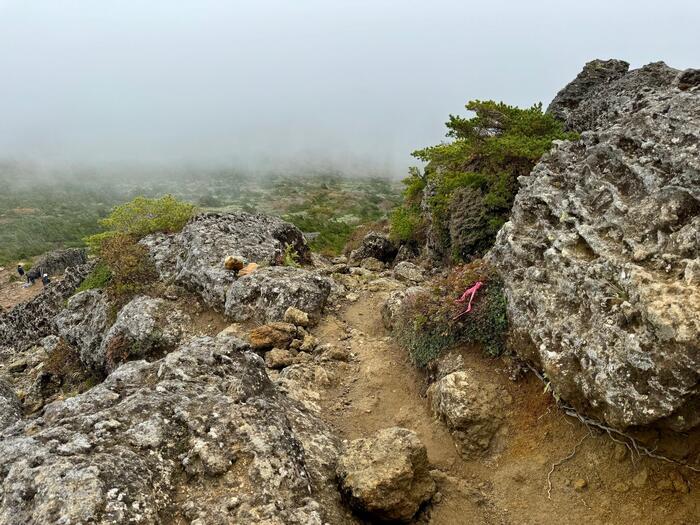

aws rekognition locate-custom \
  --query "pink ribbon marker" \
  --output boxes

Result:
[453,281,483,320]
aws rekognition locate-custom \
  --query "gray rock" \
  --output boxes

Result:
[547,58,630,127]
[490,60,700,429]
[173,212,309,310]
[53,289,112,374]
[393,261,425,283]
[100,296,188,373]
[427,370,511,457]
[360,257,384,271]
[0,378,21,432]
[141,212,310,311]
[0,336,356,524]
[349,233,397,264]
[336,427,435,522]
[32,248,88,277]
[0,262,94,352]
[225,266,331,325]
[381,287,425,331]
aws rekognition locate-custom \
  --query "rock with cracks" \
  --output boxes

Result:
[0,336,356,525]
[141,212,310,310]
[100,296,188,373]
[427,370,511,457]
[349,233,397,264]
[0,262,94,352]
[336,427,436,522]
[225,266,331,325]
[489,60,700,429]
[53,289,112,375]
[0,379,21,432]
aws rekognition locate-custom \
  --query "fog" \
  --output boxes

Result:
[1,0,698,178]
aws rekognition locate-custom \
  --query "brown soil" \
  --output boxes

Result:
[313,290,700,525]
[0,265,53,311]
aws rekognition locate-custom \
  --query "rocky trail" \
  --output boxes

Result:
[302,287,700,524]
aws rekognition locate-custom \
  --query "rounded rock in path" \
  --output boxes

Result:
[427,369,512,457]
[224,255,245,272]
[248,322,297,351]
[336,427,436,522]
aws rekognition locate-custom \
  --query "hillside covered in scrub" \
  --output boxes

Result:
[0,59,698,525]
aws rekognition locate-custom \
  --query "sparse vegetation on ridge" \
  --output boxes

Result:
[390,100,576,261]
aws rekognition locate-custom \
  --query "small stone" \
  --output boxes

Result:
[248,322,297,351]
[283,307,310,327]
[264,348,296,370]
[573,478,588,491]
[631,468,648,488]
[612,443,628,462]
[322,346,351,362]
[237,262,258,277]
[299,334,318,353]
[224,255,245,271]
[360,257,384,271]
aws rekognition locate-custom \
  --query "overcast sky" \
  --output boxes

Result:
[0,0,698,177]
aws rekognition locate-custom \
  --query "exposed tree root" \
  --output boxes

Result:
[546,431,591,499]
[525,362,700,476]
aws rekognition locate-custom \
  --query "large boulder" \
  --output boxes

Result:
[225,266,331,325]
[489,61,700,429]
[0,336,356,524]
[154,212,310,310]
[0,379,21,432]
[349,233,397,264]
[0,262,94,352]
[336,427,435,522]
[53,290,112,374]
[99,296,188,373]
[32,248,87,277]
[427,371,511,457]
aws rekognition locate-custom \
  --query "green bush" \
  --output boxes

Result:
[74,262,112,294]
[394,260,508,367]
[390,100,576,260]
[389,206,422,243]
[98,233,157,297]
[85,195,194,252]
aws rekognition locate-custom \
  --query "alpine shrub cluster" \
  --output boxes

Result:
[390,100,575,261]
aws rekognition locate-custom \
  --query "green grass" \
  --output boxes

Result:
[0,171,401,264]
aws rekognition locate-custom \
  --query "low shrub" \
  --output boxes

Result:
[394,260,508,367]
[99,233,157,296]
[74,262,112,293]
[85,194,194,252]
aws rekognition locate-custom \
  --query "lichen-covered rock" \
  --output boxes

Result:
[0,262,94,352]
[547,58,630,128]
[349,233,397,264]
[100,296,188,373]
[33,248,88,277]
[381,287,425,331]
[336,427,435,522]
[490,60,700,429]
[284,306,311,327]
[53,289,112,374]
[393,261,425,283]
[0,378,21,432]
[141,213,310,311]
[173,212,309,310]
[427,371,511,457]
[0,336,356,524]
[225,266,331,325]
[248,322,297,351]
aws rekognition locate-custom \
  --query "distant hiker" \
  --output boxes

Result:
[26,267,40,286]
[17,264,25,278]
[42,273,50,287]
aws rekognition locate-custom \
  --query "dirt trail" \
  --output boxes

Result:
[0,266,48,312]
[313,290,700,525]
